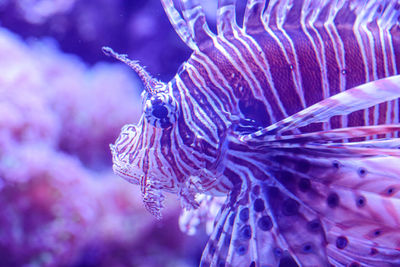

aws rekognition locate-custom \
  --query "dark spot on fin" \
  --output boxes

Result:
[307,219,321,233]
[282,199,299,216]
[386,187,395,196]
[235,244,248,255]
[279,253,299,267]
[301,242,314,253]
[239,225,252,240]
[274,247,283,258]
[373,229,381,237]
[336,236,348,249]
[327,192,340,208]
[253,198,265,212]
[370,248,378,255]
[358,167,367,177]
[356,196,366,207]
[332,160,340,168]
[239,208,249,222]
[258,216,273,231]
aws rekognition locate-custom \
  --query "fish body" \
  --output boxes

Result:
[107,0,400,266]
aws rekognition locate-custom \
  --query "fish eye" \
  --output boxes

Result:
[144,93,178,128]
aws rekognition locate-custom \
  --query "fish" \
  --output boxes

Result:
[104,0,400,266]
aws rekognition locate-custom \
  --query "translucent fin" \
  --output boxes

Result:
[201,142,400,265]
[201,188,284,266]
[377,0,400,30]
[260,125,400,143]
[243,0,266,34]
[161,0,197,50]
[265,186,330,266]
[262,0,400,30]
[242,75,400,142]
[179,0,215,51]
[265,147,400,265]
[327,227,400,266]
[339,138,400,149]
[217,0,238,37]
[200,183,331,266]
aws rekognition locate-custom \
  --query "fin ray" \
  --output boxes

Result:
[262,0,400,30]
[179,0,215,50]
[242,75,400,142]
[244,0,266,34]
[160,0,197,50]
[217,0,238,37]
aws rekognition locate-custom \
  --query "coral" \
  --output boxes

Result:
[0,27,204,266]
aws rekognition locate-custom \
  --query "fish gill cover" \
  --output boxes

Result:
[107,0,400,266]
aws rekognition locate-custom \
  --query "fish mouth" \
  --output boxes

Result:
[110,123,143,184]
[110,123,169,219]
[111,143,166,218]
[110,142,141,185]
[111,158,140,185]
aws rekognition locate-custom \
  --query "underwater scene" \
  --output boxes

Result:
[0,0,213,266]
[1,0,400,267]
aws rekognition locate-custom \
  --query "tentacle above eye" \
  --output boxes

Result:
[102,47,162,94]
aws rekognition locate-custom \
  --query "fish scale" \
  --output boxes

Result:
[105,0,400,266]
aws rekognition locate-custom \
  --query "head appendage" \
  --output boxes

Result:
[140,174,165,220]
[102,46,161,94]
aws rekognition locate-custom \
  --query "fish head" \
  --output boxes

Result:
[105,47,231,218]
[110,80,183,217]
[110,81,179,185]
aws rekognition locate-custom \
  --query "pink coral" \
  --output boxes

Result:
[0,28,204,266]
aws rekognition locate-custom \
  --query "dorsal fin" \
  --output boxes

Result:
[160,0,215,51]
[262,0,400,30]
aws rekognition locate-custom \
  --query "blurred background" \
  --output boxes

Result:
[0,0,226,266]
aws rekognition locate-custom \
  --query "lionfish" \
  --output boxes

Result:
[104,0,400,266]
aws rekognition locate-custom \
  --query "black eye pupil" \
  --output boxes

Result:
[152,104,169,119]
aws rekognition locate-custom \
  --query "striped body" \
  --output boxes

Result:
[179,1,400,132]
[107,0,400,266]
